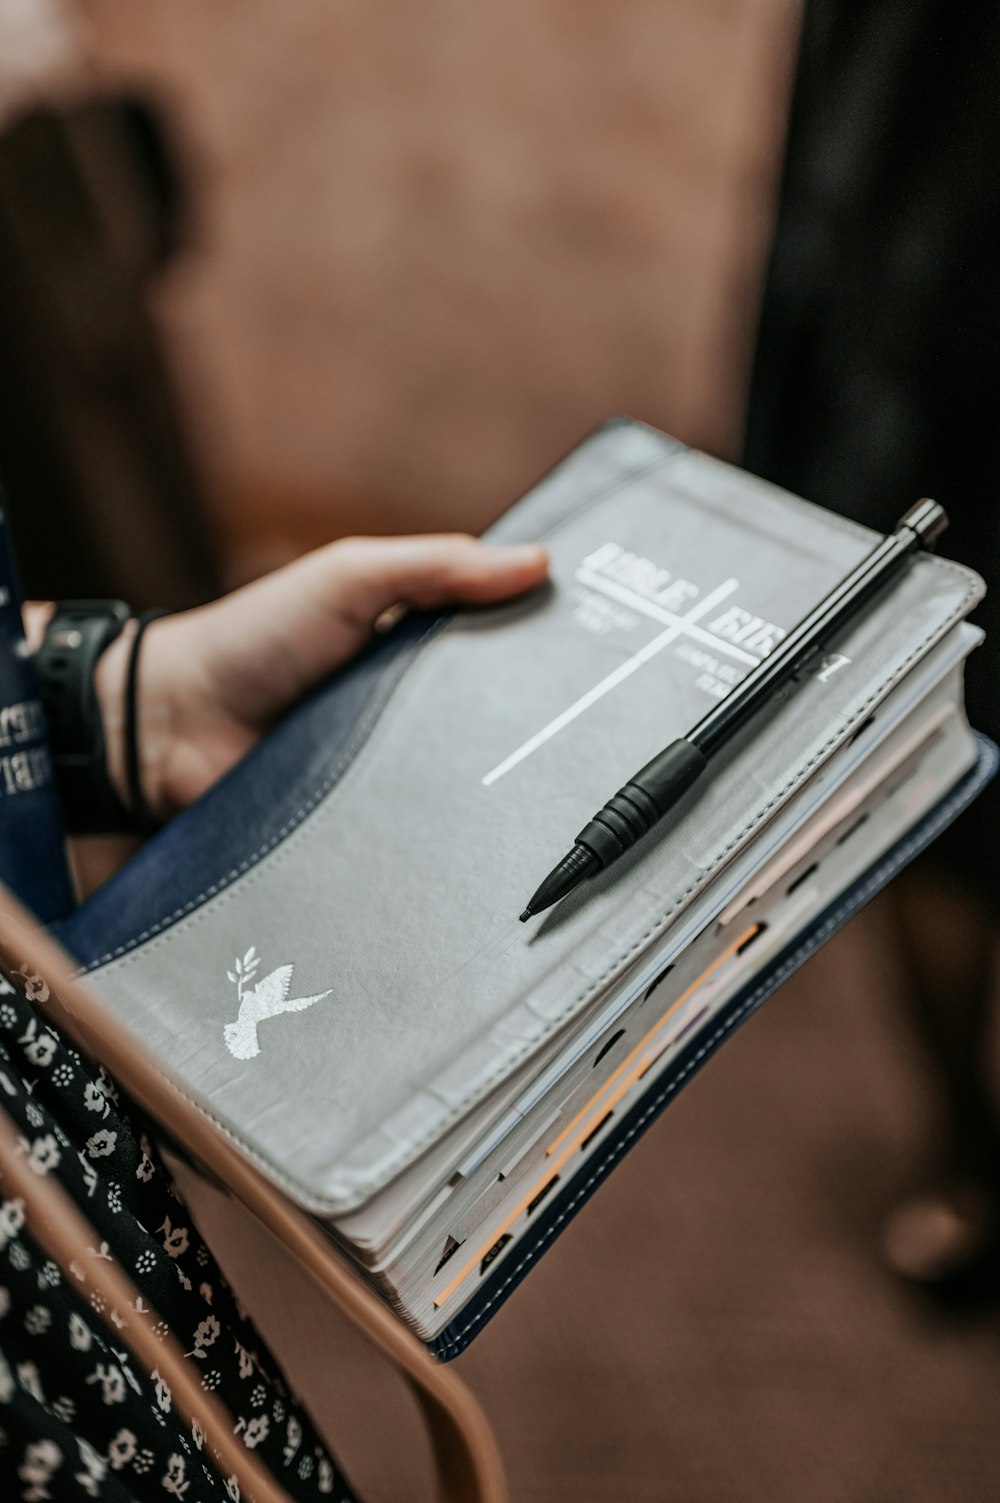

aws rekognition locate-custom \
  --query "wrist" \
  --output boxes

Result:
[92,620,135,814]
[22,601,55,652]
[95,611,180,828]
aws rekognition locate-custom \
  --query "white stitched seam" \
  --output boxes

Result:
[434,738,997,1357]
[83,454,673,973]
[90,545,981,1208]
[98,738,994,1238]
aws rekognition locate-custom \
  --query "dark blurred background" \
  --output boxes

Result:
[2,1,999,1498]
[8,0,797,591]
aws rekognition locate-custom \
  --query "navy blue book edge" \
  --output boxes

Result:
[431,733,997,1358]
[40,418,995,1354]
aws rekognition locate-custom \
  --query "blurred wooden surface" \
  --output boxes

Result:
[82,0,800,577]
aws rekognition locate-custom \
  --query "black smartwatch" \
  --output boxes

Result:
[34,599,134,833]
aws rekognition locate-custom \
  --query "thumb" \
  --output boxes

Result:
[204,533,549,721]
[309,533,550,624]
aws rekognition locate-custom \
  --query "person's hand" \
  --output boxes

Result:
[96,534,549,822]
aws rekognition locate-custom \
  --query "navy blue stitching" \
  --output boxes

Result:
[84,453,672,973]
[82,620,444,969]
[85,505,981,1208]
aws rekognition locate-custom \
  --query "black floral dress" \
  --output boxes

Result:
[0,965,359,1501]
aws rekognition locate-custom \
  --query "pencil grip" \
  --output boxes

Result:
[576,739,706,865]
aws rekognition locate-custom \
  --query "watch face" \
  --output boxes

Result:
[48,627,85,651]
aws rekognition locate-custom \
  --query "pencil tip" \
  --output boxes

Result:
[519,909,532,923]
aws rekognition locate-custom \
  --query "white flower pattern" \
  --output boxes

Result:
[153,1369,173,1413]
[68,1311,93,1351]
[162,1451,190,1496]
[11,965,49,1003]
[0,973,351,1500]
[17,1360,44,1401]
[159,1216,190,1259]
[85,1361,127,1405]
[83,1081,108,1115]
[18,1436,61,1501]
[9,1241,31,1271]
[23,1304,51,1336]
[106,1425,137,1469]
[0,1195,26,1247]
[84,1128,117,1159]
[241,1413,270,1449]
[190,1313,221,1358]
[26,1135,60,1176]
[74,1434,107,1496]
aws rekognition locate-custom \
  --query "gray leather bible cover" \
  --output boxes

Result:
[60,422,983,1215]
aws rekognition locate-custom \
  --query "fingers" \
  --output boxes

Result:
[199,534,550,725]
[322,534,550,624]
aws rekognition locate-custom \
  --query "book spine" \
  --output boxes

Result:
[0,494,76,922]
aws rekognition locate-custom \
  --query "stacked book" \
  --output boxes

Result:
[55,421,993,1357]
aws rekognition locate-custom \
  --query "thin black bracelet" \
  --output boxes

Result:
[124,608,170,835]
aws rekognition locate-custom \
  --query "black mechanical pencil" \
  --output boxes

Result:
[520,497,948,921]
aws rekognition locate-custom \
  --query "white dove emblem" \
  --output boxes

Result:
[223,946,333,1060]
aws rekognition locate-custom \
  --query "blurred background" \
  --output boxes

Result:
[2,1,999,1498]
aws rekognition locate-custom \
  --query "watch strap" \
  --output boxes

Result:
[34,600,134,833]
